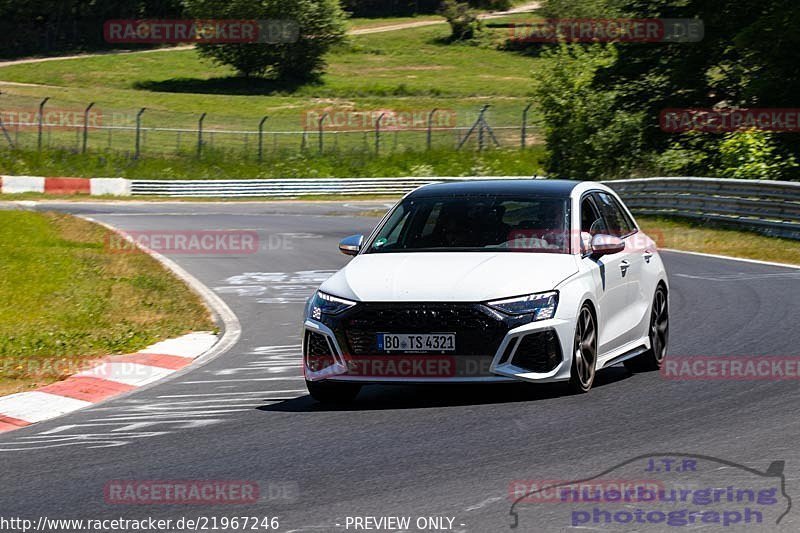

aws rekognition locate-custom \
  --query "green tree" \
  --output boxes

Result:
[438,0,482,41]
[534,0,800,180]
[184,0,347,79]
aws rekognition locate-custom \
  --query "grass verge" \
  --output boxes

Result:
[638,216,800,266]
[0,146,546,180]
[0,211,214,395]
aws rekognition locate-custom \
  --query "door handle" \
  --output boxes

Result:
[619,260,630,276]
[643,250,654,264]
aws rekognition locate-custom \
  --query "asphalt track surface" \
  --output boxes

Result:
[1,200,800,532]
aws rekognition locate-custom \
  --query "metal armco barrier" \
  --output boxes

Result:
[129,176,537,197]
[604,177,800,240]
[128,176,800,240]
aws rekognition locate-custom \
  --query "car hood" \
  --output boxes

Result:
[319,252,579,302]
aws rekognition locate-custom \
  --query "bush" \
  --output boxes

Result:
[184,0,347,79]
[718,130,798,180]
[532,43,648,179]
[438,0,482,41]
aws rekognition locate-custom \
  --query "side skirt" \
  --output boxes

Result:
[598,337,650,369]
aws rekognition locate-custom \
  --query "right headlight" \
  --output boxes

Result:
[308,291,357,320]
[487,291,558,321]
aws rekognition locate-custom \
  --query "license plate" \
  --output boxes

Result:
[377,333,456,353]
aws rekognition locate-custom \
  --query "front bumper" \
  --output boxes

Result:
[303,302,575,384]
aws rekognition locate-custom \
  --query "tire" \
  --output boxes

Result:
[568,304,598,394]
[625,285,669,372]
[306,380,362,404]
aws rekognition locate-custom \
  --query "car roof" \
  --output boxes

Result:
[407,179,584,199]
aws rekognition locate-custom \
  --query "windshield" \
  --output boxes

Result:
[366,195,570,254]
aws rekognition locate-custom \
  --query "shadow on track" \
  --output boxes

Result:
[258,366,632,412]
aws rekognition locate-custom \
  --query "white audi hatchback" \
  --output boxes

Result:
[303,180,669,402]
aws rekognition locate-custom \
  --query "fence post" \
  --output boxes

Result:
[521,103,532,150]
[0,115,14,149]
[478,105,489,151]
[82,102,95,154]
[134,108,146,159]
[457,105,489,150]
[37,97,50,151]
[258,115,269,161]
[197,112,207,158]
[318,113,328,154]
[427,108,439,151]
[375,112,386,155]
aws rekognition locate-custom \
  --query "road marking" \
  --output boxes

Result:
[675,271,800,282]
[214,270,335,304]
[663,248,800,270]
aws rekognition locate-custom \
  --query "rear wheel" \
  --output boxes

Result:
[568,305,597,393]
[625,285,669,372]
[306,380,362,404]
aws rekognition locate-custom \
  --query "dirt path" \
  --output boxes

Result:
[351,1,541,35]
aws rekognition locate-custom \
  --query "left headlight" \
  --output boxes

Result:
[488,291,558,321]
[308,291,357,319]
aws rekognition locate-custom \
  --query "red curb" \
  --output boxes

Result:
[0,415,31,432]
[38,376,136,403]
[111,353,193,370]
[44,177,91,195]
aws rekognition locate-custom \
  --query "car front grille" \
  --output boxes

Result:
[341,303,509,356]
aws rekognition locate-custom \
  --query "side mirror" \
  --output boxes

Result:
[591,234,625,258]
[339,234,364,256]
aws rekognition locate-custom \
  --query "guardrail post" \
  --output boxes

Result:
[134,108,146,160]
[258,115,269,161]
[375,112,386,155]
[318,113,328,154]
[427,108,439,151]
[521,102,532,150]
[82,102,95,154]
[37,97,50,151]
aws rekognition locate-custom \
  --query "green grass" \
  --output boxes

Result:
[0,211,213,394]
[0,24,542,130]
[638,216,800,266]
[0,145,546,180]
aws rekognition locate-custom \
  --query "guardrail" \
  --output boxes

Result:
[4,173,794,240]
[129,176,539,197]
[605,177,800,240]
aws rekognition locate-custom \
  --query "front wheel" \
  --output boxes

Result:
[625,285,669,372]
[568,304,597,393]
[306,380,362,404]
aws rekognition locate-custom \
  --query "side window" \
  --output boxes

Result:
[371,205,411,250]
[580,197,605,235]
[594,192,634,237]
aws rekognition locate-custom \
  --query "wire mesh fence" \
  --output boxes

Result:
[0,93,544,159]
